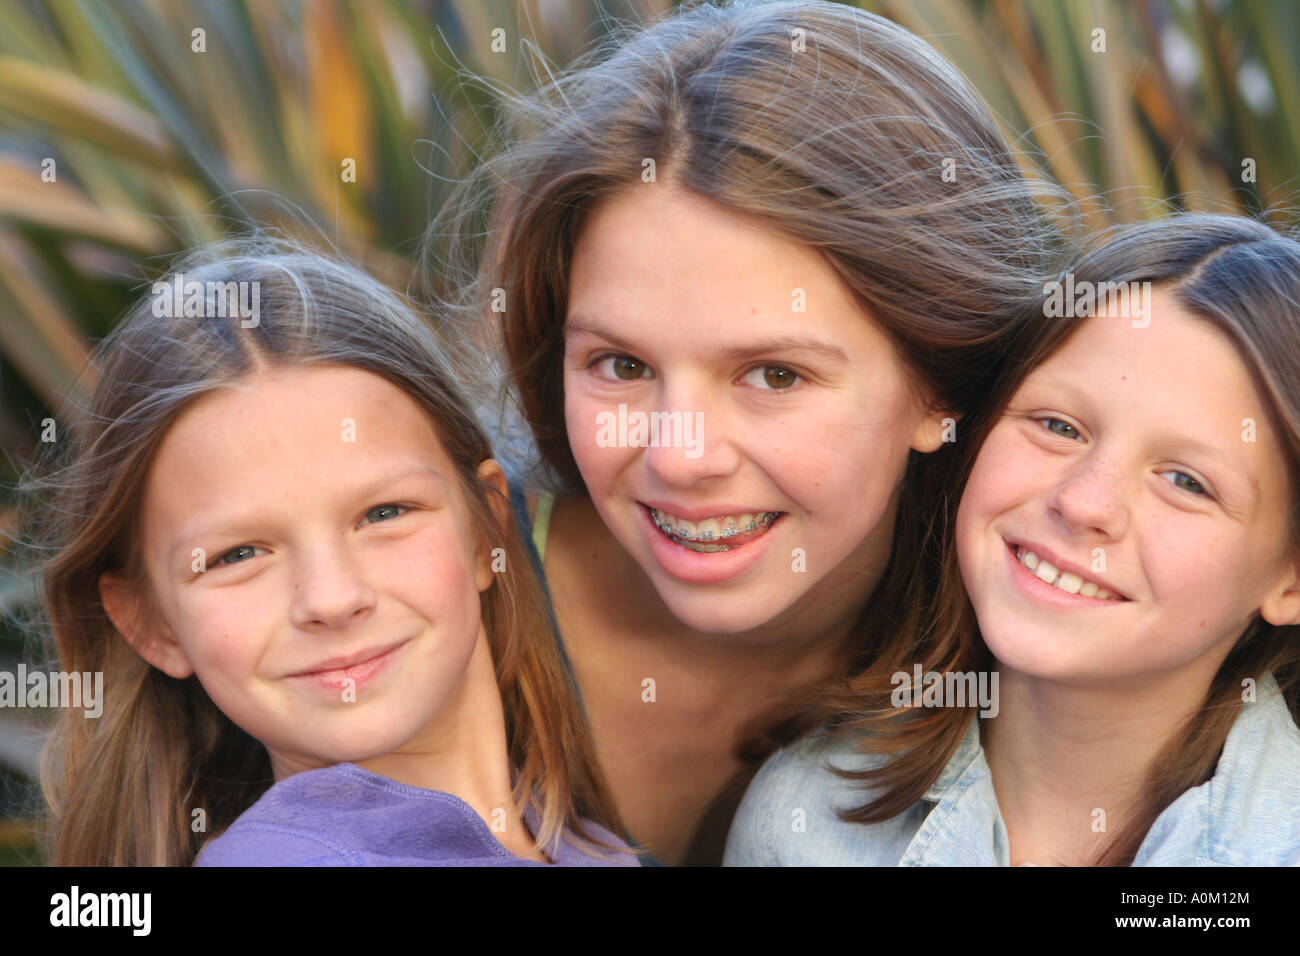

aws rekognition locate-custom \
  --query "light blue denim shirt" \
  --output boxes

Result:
[724,672,1300,866]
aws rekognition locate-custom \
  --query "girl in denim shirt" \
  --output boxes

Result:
[726,215,1300,866]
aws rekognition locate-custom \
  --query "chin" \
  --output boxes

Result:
[982,634,1093,684]
[654,585,790,636]
[303,722,412,765]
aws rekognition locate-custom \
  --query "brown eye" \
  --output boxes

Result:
[762,366,796,389]
[611,355,648,380]
[741,365,800,391]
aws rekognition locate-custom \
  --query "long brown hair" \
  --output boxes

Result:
[821,213,1300,866]
[426,0,1072,744]
[14,238,625,865]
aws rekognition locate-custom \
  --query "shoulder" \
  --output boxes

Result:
[195,763,498,867]
[195,765,376,866]
[554,818,644,867]
[1204,682,1300,864]
[1140,679,1300,866]
[724,727,907,866]
[195,823,359,867]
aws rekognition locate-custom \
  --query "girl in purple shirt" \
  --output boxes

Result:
[25,241,637,867]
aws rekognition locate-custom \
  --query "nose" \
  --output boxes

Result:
[289,534,377,631]
[639,377,741,488]
[1045,452,1129,541]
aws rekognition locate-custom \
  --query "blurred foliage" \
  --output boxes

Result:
[0,0,1296,861]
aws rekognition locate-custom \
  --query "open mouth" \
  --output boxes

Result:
[642,504,784,553]
[1007,540,1127,601]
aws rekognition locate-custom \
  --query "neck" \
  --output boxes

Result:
[982,663,1221,865]
[271,626,540,857]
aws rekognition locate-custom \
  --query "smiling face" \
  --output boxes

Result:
[957,287,1300,690]
[104,364,502,778]
[563,186,947,634]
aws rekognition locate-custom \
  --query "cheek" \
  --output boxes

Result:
[564,388,627,481]
[1140,517,1252,617]
[173,588,264,675]
[771,412,909,506]
[956,432,1044,573]
[960,433,1026,528]
[746,377,924,490]
[380,526,482,616]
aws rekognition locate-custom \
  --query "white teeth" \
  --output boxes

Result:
[1034,560,1059,585]
[1015,547,1120,601]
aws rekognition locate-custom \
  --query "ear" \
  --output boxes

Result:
[1259,557,1300,627]
[909,401,958,454]
[473,458,509,592]
[98,570,195,679]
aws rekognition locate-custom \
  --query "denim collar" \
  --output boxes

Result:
[902,672,1299,865]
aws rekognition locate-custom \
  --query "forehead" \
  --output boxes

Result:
[1034,288,1248,392]
[566,187,889,350]
[143,364,457,515]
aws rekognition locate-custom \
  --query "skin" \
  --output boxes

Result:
[956,289,1300,865]
[99,363,549,861]
[541,185,949,864]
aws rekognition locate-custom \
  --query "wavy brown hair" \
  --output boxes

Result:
[426,0,1072,752]
[14,239,626,865]
[819,213,1300,866]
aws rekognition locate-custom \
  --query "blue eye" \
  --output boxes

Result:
[1042,418,1082,440]
[217,545,264,565]
[361,504,407,525]
[1161,471,1208,496]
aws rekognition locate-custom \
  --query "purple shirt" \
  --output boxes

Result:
[194,762,641,867]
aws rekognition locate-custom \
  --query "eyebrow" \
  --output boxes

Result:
[565,313,850,364]
[166,464,447,563]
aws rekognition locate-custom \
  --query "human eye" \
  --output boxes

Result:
[1037,417,1084,441]
[739,364,801,392]
[592,353,654,381]
[1159,470,1210,497]
[216,544,266,566]
[359,503,409,526]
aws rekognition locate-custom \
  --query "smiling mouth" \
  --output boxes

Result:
[644,504,783,553]
[1009,542,1127,601]
[291,639,408,678]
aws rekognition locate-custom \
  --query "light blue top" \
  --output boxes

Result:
[724,673,1300,866]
